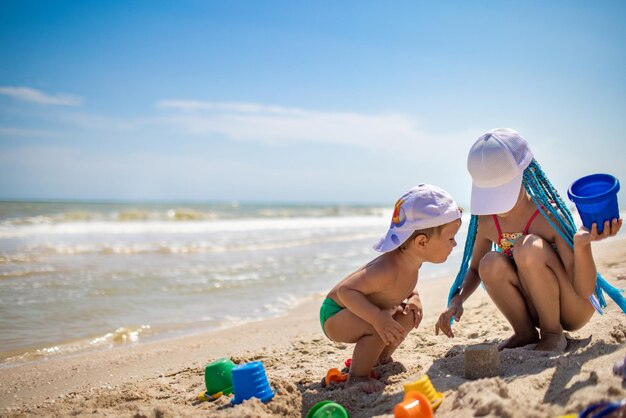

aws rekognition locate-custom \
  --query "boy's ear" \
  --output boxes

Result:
[413,233,428,248]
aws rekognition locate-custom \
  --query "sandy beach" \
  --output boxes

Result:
[1,237,625,418]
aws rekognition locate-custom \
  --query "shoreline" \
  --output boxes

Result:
[0,293,317,367]
[2,237,626,416]
[0,271,459,368]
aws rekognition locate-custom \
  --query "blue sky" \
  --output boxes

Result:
[1,1,625,205]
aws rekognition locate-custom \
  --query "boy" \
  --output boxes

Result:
[320,184,462,393]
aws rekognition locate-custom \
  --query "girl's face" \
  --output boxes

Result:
[497,185,528,218]
[425,220,461,263]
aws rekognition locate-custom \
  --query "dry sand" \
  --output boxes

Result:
[1,238,626,417]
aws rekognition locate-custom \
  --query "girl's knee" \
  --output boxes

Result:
[478,251,510,285]
[513,234,550,268]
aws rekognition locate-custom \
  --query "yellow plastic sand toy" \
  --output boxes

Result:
[402,375,444,411]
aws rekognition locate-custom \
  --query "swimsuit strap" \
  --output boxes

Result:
[493,209,541,237]
[492,214,503,238]
[523,209,541,234]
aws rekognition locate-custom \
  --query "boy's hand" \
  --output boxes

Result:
[373,308,405,346]
[435,295,463,338]
[403,295,423,329]
[575,218,622,245]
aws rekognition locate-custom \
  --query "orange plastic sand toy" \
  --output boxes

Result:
[324,368,348,386]
[394,391,433,418]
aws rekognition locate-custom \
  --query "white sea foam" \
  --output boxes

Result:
[0,215,388,238]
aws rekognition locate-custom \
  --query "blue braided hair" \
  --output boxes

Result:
[448,159,626,315]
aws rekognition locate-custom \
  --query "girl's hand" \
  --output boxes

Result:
[373,307,405,345]
[403,295,423,329]
[575,218,622,245]
[435,295,464,338]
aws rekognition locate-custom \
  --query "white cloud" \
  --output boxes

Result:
[158,100,307,115]
[0,86,82,106]
[0,127,65,138]
[156,99,433,150]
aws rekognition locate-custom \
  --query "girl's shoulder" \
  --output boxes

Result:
[474,215,498,245]
[476,215,496,233]
[527,208,564,242]
[476,214,493,226]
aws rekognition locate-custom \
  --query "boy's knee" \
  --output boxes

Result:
[394,310,418,334]
[403,314,419,333]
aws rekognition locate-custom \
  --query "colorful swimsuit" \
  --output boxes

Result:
[492,210,541,257]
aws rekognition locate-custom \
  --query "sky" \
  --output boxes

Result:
[0,1,625,206]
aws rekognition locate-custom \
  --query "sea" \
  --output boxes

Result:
[0,201,621,366]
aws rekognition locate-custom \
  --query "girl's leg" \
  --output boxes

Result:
[513,235,594,351]
[478,251,539,350]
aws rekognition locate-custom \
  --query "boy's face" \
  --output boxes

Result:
[424,220,461,263]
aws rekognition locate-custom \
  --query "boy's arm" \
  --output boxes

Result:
[336,267,405,345]
[403,290,423,328]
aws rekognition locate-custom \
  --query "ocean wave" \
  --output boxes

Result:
[0,215,388,239]
[0,267,59,280]
[0,232,381,268]
[0,202,389,227]
[0,253,39,264]
[0,325,152,364]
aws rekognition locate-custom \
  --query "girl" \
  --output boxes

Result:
[436,128,624,351]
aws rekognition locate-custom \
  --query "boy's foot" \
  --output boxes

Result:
[376,356,393,366]
[498,330,540,351]
[345,376,384,394]
[535,331,567,352]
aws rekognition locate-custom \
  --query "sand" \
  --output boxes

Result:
[1,238,626,417]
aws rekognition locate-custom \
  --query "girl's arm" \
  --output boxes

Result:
[559,218,623,298]
[452,268,481,305]
[436,231,492,337]
[453,233,493,304]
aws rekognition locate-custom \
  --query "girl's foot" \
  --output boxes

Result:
[535,331,567,352]
[345,376,384,393]
[498,329,540,351]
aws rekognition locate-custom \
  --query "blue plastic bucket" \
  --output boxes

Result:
[231,361,275,405]
[567,174,620,234]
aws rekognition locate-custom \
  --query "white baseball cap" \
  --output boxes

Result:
[373,184,462,253]
[467,128,534,215]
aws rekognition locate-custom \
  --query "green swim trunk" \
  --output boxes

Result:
[319,298,344,337]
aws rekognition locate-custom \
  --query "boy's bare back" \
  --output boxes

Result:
[326,252,419,312]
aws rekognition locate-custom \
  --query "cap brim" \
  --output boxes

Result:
[373,209,462,253]
[372,228,413,252]
[470,171,523,215]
